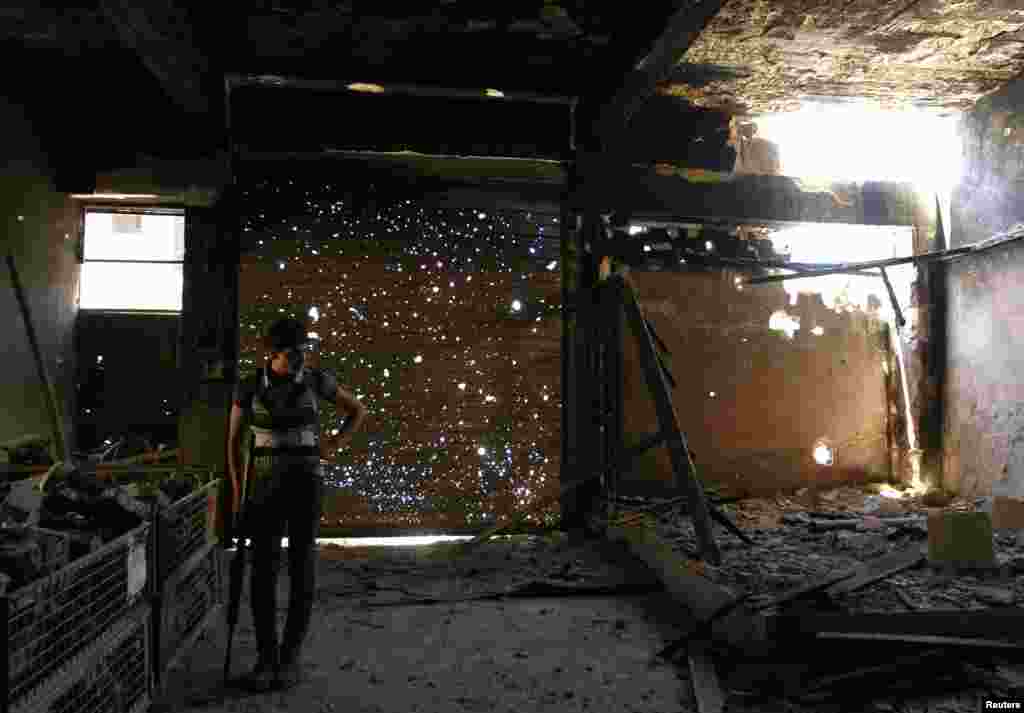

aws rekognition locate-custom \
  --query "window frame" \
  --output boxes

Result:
[77,205,187,315]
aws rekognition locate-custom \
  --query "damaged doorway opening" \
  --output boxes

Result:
[764,221,919,493]
[620,218,917,502]
[739,102,962,497]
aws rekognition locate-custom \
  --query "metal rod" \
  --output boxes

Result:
[744,229,1024,285]
[6,254,69,465]
[879,267,905,329]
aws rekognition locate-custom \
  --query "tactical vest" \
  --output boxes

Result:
[249,366,320,451]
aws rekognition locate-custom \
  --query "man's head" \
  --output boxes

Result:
[262,317,315,375]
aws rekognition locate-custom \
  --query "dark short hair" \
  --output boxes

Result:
[263,317,309,351]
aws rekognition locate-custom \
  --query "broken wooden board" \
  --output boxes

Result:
[810,516,925,532]
[824,546,925,598]
[606,524,734,622]
[749,569,859,611]
[614,275,720,565]
[771,609,1024,647]
[688,640,725,713]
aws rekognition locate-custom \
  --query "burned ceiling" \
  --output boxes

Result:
[5,0,1024,172]
[667,0,1024,116]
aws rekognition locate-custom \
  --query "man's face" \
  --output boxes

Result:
[268,347,307,375]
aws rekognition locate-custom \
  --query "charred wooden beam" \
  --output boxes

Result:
[613,274,720,564]
[769,609,1024,647]
[98,0,212,116]
[227,74,574,105]
[596,0,728,145]
[574,156,917,226]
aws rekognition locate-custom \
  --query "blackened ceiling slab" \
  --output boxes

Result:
[667,0,1024,115]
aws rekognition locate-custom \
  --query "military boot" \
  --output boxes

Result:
[237,647,279,693]
[276,646,304,690]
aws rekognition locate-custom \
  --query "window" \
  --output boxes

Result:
[79,209,185,312]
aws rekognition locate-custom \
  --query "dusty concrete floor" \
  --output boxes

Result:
[153,486,1024,713]
[154,534,694,713]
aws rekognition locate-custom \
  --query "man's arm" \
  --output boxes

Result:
[335,386,367,439]
[323,386,367,456]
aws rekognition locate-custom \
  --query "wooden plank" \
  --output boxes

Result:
[688,640,726,713]
[825,547,925,598]
[614,274,720,565]
[776,609,1024,644]
[596,0,728,143]
[750,569,859,611]
[606,525,734,622]
[814,632,1024,649]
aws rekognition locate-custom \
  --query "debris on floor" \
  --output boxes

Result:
[602,483,1024,711]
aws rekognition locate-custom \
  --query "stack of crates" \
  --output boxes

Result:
[2,467,226,713]
[2,524,152,713]
[151,478,224,693]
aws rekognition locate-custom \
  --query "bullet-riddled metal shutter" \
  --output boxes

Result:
[236,175,562,533]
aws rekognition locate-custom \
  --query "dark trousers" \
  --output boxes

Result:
[242,453,323,664]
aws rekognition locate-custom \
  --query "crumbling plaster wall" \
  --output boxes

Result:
[945,92,1024,497]
[620,269,891,497]
[0,95,80,456]
[669,0,1024,115]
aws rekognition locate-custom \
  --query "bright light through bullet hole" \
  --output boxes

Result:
[813,443,834,466]
[414,355,423,364]
[709,391,716,398]
[477,447,487,456]
[511,299,523,312]
[308,306,320,322]
[458,383,467,390]
[643,245,652,252]
[546,261,558,270]
[705,241,714,251]
[811,326,825,336]
[96,355,104,364]
[628,225,645,236]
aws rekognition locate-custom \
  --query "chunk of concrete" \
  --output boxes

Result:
[927,510,995,567]
[974,586,1017,606]
[991,496,1024,531]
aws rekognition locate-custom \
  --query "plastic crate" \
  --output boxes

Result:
[4,524,150,708]
[156,480,219,582]
[10,603,152,713]
[155,542,222,682]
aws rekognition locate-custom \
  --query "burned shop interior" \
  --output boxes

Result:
[4,1,1024,712]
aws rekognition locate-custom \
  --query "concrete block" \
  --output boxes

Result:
[991,495,1024,530]
[927,510,995,567]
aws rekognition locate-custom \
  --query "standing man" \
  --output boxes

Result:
[227,316,367,691]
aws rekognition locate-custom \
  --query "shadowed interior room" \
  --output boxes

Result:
[4,2,1024,711]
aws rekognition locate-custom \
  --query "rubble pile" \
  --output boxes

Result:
[607,485,1024,710]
